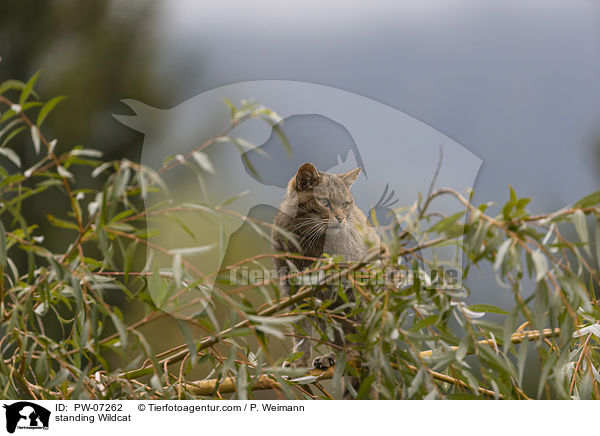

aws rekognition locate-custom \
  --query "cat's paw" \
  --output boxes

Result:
[312,352,336,370]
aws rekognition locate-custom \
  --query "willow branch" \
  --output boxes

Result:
[119,250,382,380]
[184,366,335,396]
[154,328,559,398]
[418,328,561,358]
[183,362,501,399]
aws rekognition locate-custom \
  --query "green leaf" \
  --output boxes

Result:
[110,310,128,348]
[501,185,518,220]
[57,165,74,180]
[0,173,25,188]
[409,315,437,332]
[70,147,103,158]
[36,95,67,126]
[357,374,377,399]
[105,222,135,232]
[517,340,528,385]
[516,197,531,210]
[0,147,21,167]
[426,212,465,234]
[530,250,548,282]
[131,330,162,380]
[222,97,237,118]
[493,239,512,272]
[176,319,198,365]
[332,351,347,389]
[247,314,304,325]
[595,218,600,271]
[407,368,425,397]
[30,125,41,154]
[0,219,6,267]
[170,243,217,257]
[19,70,42,105]
[1,125,25,149]
[123,240,138,284]
[255,324,285,339]
[180,202,221,219]
[172,253,182,287]
[455,336,470,362]
[70,276,83,311]
[148,259,168,308]
[91,161,113,178]
[240,152,262,182]
[509,185,517,204]
[271,123,292,156]
[466,304,509,315]
[0,119,22,141]
[192,151,215,174]
[573,209,591,257]
[47,214,79,230]
[218,190,250,207]
[47,369,70,389]
[573,191,600,209]
[0,79,26,95]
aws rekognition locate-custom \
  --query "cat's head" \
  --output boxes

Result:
[290,162,361,229]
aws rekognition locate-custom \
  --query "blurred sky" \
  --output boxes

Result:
[148,0,600,212]
[2,0,599,307]
[143,0,600,307]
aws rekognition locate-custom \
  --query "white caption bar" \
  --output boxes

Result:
[0,400,588,436]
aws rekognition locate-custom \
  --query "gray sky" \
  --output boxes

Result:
[110,0,600,307]
[151,0,600,213]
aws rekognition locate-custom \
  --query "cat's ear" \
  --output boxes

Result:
[340,167,362,187]
[295,163,321,191]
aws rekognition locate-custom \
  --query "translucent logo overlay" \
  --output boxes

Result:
[113,81,482,318]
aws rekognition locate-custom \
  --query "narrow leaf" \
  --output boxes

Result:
[0,219,6,267]
[19,70,42,105]
[466,304,509,315]
[36,95,66,126]
[30,125,41,154]
[493,239,512,272]
[573,209,591,257]
[573,190,600,209]
[596,218,600,270]
[47,369,70,389]
[173,253,182,287]
[57,165,74,180]
[530,250,548,282]
[170,243,217,257]
[192,151,215,174]
[110,311,128,348]
[0,147,21,167]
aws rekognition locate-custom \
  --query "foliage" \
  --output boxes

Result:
[1,72,600,400]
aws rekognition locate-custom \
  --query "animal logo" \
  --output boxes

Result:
[2,402,50,433]
[113,80,482,318]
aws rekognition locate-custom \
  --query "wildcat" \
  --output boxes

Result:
[271,162,385,372]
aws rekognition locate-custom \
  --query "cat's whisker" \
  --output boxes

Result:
[343,222,362,241]
[291,217,326,232]
[293,222,324,232]
[302,229,317,250]
[299,222,325,246]
[293,218,322,224]
[303,222,326,251]
[307,223,327,251]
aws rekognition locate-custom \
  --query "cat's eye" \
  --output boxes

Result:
[343,201,352,208]
[318,198,330,207]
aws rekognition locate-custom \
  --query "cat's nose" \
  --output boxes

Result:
[335,215,344,223]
